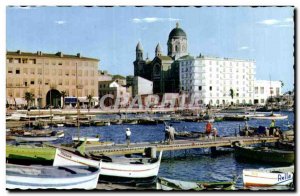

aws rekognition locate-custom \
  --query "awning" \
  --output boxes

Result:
[78,97,89,103]
[7,97,15,105]
[65,97,77,104]
[15,98,27,105]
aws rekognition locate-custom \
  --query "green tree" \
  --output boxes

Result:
[24,92,34,108]
[61,90,67,109]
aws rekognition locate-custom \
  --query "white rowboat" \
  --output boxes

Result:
[243,166,294,187]
[6,163,101,189]
[250,114,288,120]
[72,136,99,142]
[53,148,163,184]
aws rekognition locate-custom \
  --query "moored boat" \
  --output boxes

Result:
[156,177,235,190]
[6,163,100,189]
[6,144,56,164]
[53,148,163,184]
[72,136,100,142]
[14,130,64,142]
[174,131,205,140]
[250,113,288,120]
[243,165,294,187]
[235,146,294,165]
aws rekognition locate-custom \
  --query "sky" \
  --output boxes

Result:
[6,6,294,92]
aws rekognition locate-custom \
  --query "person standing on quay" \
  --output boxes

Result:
[205,121,213,139]
[164,124,170,143]
[269,119,276,135]
[125,128,131,147]
[168,124,175,144]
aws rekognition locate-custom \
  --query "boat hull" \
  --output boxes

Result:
[53,148,162,184]
[6,145,56,164]
[235,146,294,165]
[243,167,294,187]
[6,164,100,190]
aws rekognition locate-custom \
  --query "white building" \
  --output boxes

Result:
[179,55,256,106]
[132,76,153,96]
[253,80,282,105]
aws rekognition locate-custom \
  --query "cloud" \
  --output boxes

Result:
[258,19,280,25]
[54,20,66,25]
[257,17,293,28]
[238,46,249,51]
[11,6,34,10]
[285,17,293,23]
[132,17,181,23]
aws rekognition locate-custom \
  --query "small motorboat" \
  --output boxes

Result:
[243,165,294,187]
[53,148,163,184]
[6,163,101,189]
[156,177,235,190]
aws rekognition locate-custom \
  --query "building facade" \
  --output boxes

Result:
[6,50,99,108]
[133,22,186,94]
[132,76,153,97]
[253,80,282,105]
[98,80,131,106]
[179,55,256,106]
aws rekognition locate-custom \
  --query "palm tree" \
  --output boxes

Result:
[86,94,94,113]
[61,90,67,109]
[24,92,34,109]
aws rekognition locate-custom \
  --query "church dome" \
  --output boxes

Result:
[168,22,186,39]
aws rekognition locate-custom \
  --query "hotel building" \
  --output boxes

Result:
[6,50,99,108]
[179,55,256,106]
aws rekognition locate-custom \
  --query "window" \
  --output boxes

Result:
[58,61,63,65]
[261,99,264,104]
[16,69,20,74]
[8,67,13,74]
[30,80,35,85]
[23,79,28,87]
[59,79,62,85]
[38,68,42,75]
[260,87,264,94]
[199,86,202,91]
[45,69,49,75]
[65,70,69,76]
[58,69,62,76]
[210,86,212,91]
[45,79,50,85]
[30,68,35,74]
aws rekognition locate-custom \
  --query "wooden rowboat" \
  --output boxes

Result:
[6,144,56,164]
[250,113,288,120]
[53,148,163,184]
[6,163,101,189]
[243,166,294,187]
[156,177,235,190]
[235,146,294,165]
[72,136,100,142]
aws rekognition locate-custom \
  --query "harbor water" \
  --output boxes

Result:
[44,112,295,189]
